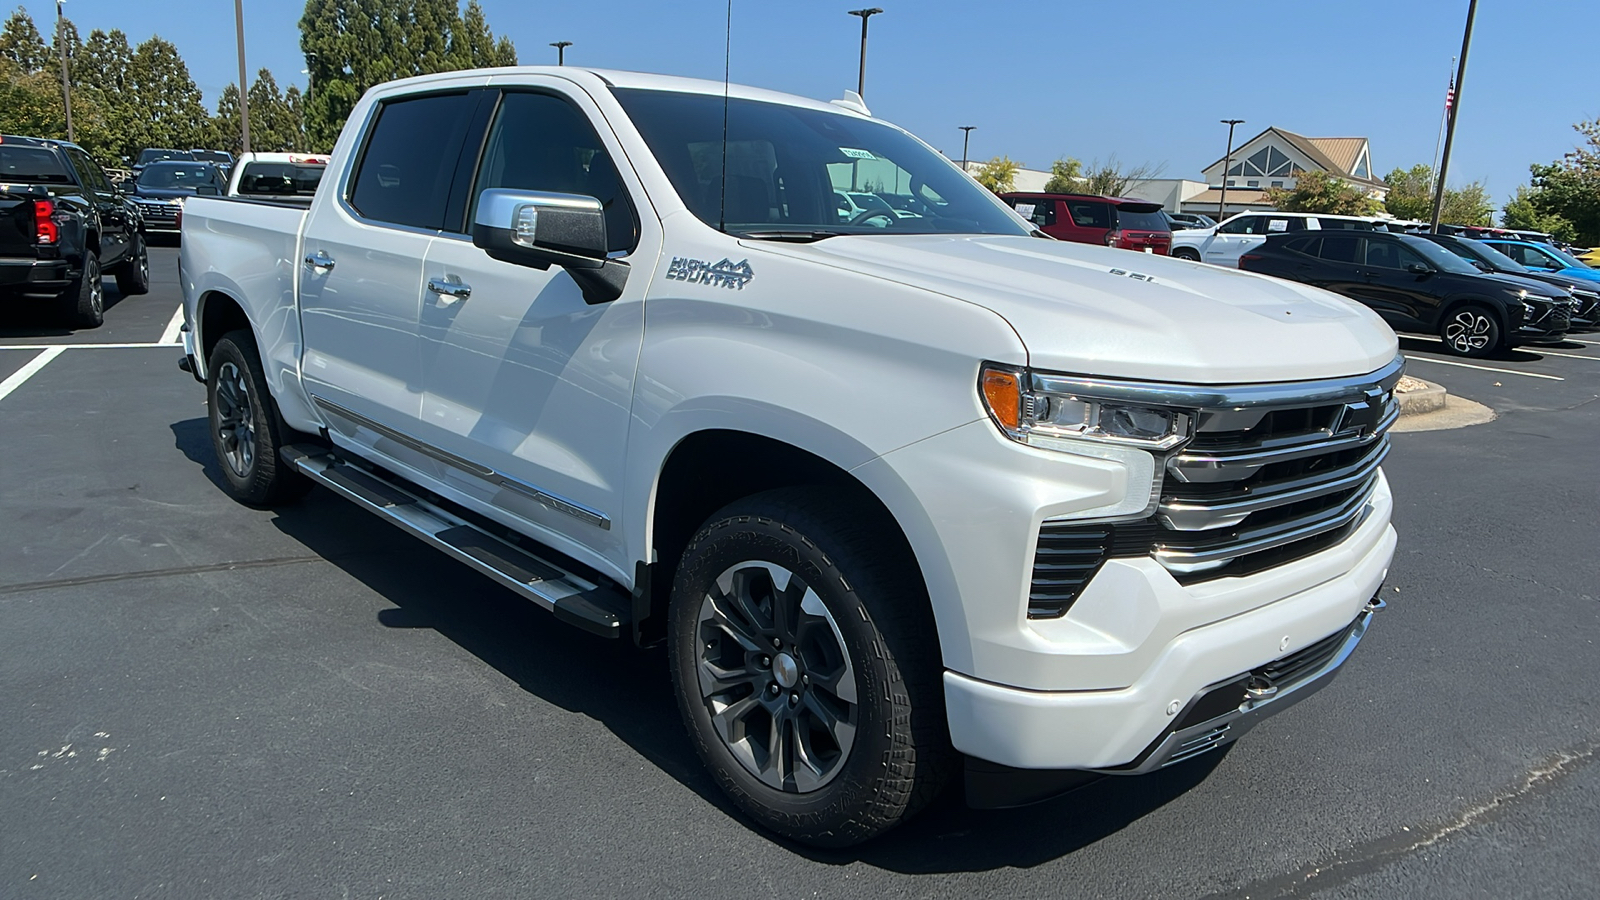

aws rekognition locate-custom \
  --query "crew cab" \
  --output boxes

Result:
[179,68,1400,846]
[1,135,149,327]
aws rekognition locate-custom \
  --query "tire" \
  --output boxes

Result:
[114,234,150,296]
[1440,304,1502,358]
[206,329,311,506]
[667,489,953,847]
[59,249,104,328]
[1172,247,1201,262]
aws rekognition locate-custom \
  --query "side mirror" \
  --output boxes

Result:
[472,189,628,304]
[1469,260,1491,272]
[117,181,134,194]
[1405,263,1433,275]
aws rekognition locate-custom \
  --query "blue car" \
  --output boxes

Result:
[1479,239,1600,284]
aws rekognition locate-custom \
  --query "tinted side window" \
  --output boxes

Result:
[1009,198,1055,227]
[1319,235,1360,263]
[1066,200,1112,229]
[1217,215,1258,235]
[1283,236,1316,254]
[66,148,110,194]
[350,92,479,229]
[472,91,638,253]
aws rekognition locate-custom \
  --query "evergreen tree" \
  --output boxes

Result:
[300,0,518,151]
[0,6,49,73]
[126,36,212,153]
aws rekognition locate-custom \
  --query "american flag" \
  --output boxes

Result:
[1445,80,1455,111]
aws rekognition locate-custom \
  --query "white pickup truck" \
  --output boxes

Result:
[179,67,1400,846]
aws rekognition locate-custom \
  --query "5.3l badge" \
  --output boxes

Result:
[665,257,754,290]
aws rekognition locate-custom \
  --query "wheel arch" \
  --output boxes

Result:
[196,289,255,367]
[641,428,944,662]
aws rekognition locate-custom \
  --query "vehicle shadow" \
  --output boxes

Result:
[166,417,1222,872]
[1394,336,1564,364]
[0,279,131,338]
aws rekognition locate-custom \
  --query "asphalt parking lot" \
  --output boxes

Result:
[3,248,1598,899]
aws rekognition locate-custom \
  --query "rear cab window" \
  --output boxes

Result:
[0,146,73,184]
[237,161,327,199]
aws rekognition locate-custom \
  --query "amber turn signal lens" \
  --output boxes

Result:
[981,367,1021,431]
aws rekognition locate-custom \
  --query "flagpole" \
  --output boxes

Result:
[1430,56,1454,192]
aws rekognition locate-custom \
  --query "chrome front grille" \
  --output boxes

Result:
[1028,359,1402,615]
[1152,378,1396,577]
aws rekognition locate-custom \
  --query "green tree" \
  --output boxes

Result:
[1265,170,1383,215]
[300,0,519,151]
[973,156,1019,194]
[0,58,62,135]
[0,6,49,73]
[211,70,306,153]
[1382,164,1432,220]
[1439,181,1493,227]
[1520,119,1600,244]
[124,36,212,153]
[1042,157,1081,194]
[1501,185,1575,241]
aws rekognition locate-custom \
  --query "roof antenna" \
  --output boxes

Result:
[718,0,731,233]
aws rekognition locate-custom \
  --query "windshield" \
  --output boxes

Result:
[0,147,71,183]
[236,162,325,197]
[1399,235,1483,275]
[1456,238,1528,272]
[137,164,216,189]
[613,89,1029,238]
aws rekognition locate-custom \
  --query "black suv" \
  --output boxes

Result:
[1413,232,1599,332]
[1238,230,1572,357]
[1,135,150,327]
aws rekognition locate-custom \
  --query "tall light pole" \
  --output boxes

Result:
[301,50,317,105]
[55,0,73,143]
[1217,118,1244,220]
[550,41,572,65]
[959,126,976,171]
[1431,0,1478,232]
[234,0,251,153]
[847,8,882,98]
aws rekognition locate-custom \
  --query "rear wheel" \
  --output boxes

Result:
[206,329,311,506]
[1440,304,1502,357]
[1172,247,1201,262]
[59,250,103,328]
[114,234,150,295]
[668,490,953,847]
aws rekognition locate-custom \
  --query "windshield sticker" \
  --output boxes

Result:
[1267,219,1289,232]
[666,257,755,290]
[839,148,877,160]
[1013,203,1036,220]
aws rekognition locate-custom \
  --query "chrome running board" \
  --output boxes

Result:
[281,444,630,638]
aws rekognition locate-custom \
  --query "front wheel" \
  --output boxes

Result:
[206,330,310,506]
[1440,304,1502,357]
[668,490,953,847]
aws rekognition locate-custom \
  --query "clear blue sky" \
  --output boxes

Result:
[22,0,1600,207]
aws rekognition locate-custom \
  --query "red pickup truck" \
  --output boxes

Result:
[1002,192,1172,255]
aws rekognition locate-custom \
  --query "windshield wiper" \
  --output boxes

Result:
[737,230,851,243]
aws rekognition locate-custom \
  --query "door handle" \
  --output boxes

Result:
[303,250,335,272]
[427,276,472,304]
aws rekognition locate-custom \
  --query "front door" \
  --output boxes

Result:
[414,85,655,571]
[1352,237,1436,328]
[298,87,486,443]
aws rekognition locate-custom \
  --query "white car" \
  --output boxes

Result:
[179,67,1399,846]
[1172,211,1387,266]
[224,152,331,206]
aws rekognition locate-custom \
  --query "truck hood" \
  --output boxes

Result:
[767,234,1398,384]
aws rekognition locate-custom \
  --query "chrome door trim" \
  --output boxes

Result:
[309,394,611,531]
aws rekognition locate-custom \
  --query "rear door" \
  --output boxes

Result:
[64,147,130,266]
[1352,236,1434,327]
[414,82,655,566]
[298,85,489,442]
[1062,198,1112,245]
[1307,233,1371,305]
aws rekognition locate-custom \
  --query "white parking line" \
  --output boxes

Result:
[1403,354,1564,381]
[158,305,185,344]
[1529,348,1600,362]
[0,342,175,350]
[0,346,66,403]
[1567,338,1600,346]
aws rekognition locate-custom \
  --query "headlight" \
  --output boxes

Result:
[981,365,1193,450]
[1504,288,1530,301]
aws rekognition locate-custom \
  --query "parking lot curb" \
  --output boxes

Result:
[1396,378,1447,417]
